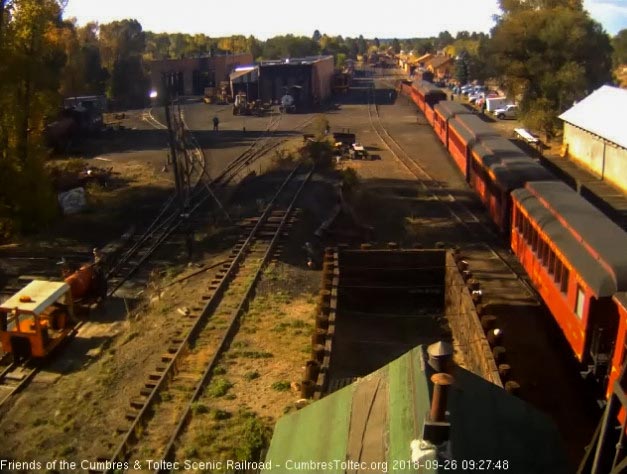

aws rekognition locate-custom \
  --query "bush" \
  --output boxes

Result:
[302,139,334,170]
[340,167,359,192]
[244,371,260,381]
[271,380,291,392]
[311,115,330,139]
[270,149,296,170]
[234,416,271,461]
[207,378,233,397]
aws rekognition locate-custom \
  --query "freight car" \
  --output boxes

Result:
[402,81,627,398]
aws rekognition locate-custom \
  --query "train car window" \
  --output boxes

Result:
[531,227,538,251]
[515,210,522,232]
[574,285,585,319]
[538,238,545,259]
[548,249,556,274]
[555,259,563,285]
[561,267,570,294]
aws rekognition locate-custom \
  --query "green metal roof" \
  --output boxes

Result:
[265,346,570,474]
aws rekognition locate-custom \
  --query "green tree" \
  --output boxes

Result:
[312,29,321,43]
[59,20,107,96]
[357,35,367,56]
[437,30,454,49]
[99,19,148,108]
[613,29,627,66]
[391,38,400,54]
[0,0,64,237]
[487,2,612,134]
[373,37,380,49]
[261,35,319,59]
[454,50,470,85]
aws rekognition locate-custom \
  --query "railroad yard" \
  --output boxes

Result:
[0,65,621,473]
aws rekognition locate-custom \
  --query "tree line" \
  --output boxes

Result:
[0,0,625,240]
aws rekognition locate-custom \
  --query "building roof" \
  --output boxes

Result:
[259,55,333,66]
[427,55,454,70]
[265,346,569,473]
[512,181,627,296]
[0,280,69,316]
[559,85,627,150]
[415,53,433,63]
[229,67,259,83]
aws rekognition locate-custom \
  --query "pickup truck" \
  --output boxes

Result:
[494,104,518,120]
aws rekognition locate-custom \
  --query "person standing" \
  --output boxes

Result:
[212,116,219,131]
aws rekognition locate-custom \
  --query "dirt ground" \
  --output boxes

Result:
[1,110,339,474]
[0,71,603,471]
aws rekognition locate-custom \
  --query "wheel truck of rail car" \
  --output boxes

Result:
[0,260,106,361]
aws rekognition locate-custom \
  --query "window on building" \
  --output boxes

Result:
[574,285,585,319]
[561,267,570,294]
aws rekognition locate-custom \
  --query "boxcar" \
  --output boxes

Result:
[511,181,627,386]
[433,101,473,146]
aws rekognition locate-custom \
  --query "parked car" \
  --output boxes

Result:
[460,84,473,95]
[494,104,518,119]
[468,92,485,104]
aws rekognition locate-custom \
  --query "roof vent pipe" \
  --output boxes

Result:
[430,373,454,423]
[427,341,454,373]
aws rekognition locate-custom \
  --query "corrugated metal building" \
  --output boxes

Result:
[228,56,334,110]
[258,55,334,110]
[559,86,627,193]
[149,53,253,96]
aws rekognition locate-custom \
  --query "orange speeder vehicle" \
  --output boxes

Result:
[0,261,105,361]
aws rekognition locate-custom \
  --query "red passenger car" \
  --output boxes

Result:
[432,102,472,146]
[410,80,447,124]
[609,294,627,399]
[469,137,553,232]
[511,181,627,391]
[447,114,498,179]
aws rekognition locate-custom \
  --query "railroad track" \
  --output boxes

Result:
[366,82,541,302]
[106,110,314,297]
[96,165,312,473]
[0,321,86,414]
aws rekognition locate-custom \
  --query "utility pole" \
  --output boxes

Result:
[162,72,184,208]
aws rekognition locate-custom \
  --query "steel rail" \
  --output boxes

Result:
[156,167,313,472]
[366,83,541,302]
[100,165,311,472]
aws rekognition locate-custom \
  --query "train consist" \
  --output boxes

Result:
[402,80,627,398]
